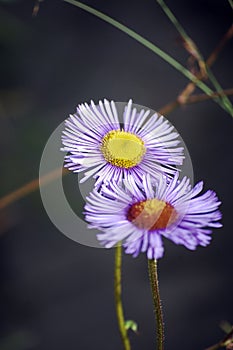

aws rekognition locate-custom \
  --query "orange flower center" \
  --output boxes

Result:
[127,198,178,231]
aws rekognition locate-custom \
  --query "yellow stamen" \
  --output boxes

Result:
[127,198,178,231]
[101,130,146,168]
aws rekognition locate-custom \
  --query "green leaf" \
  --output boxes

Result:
[125,320,138,333]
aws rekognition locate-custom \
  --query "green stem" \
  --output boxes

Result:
[148,259,164,350]
[228,0,233,10]
[64,0,233,116]
[156,0,233,115]
[114,245,131,350]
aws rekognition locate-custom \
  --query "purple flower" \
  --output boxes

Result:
[61,99,184,186]
[84,173,222,259]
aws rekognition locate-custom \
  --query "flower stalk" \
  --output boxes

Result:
[148,259,164,350]
[114,244,131,350]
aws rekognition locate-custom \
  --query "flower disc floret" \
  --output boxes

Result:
[127,199,178,231]
[101,130,146,168]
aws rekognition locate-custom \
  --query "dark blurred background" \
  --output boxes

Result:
[0,0,233,349]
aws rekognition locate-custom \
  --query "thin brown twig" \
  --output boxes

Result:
[186,88,233,104]
[180,24,233,102]
[0,167,68,210]
[158,100,180,115]
[159,25,233,115]
[205,327,233,350]
[158,88,233,113]
[206,24,233,67]
[32,0,44,17]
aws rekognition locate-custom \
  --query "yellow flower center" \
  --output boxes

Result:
[101,130,146,168]
[127,198,178,231]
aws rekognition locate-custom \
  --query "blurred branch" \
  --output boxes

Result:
[32,0,44,17]
[178,24,233,103]
[207,25,233,67]
[64,0,232,115]
[186,88,233,104]
[158,88,233,114]
[156,0,233,114]
[0,167,68,210]
[159,25,233,115]
[205,326,233,350]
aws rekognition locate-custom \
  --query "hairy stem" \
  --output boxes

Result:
[148,259,164,350]
[114,245,131,350]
